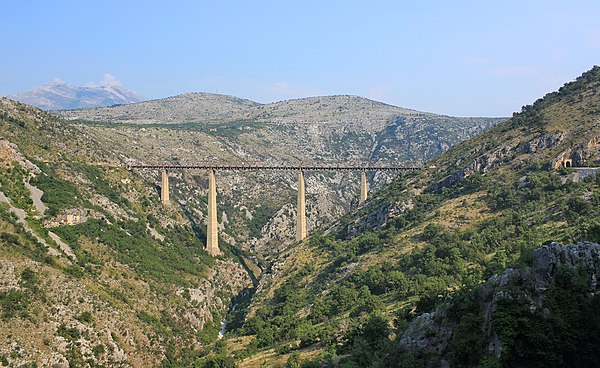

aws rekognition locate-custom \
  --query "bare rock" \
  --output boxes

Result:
[399,311,453,354]
[520,132,565,153]
[0,260,20,292]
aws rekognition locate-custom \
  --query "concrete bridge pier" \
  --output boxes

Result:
[296,171,307,241]
[207,169,221,256]
[359,170,368,204]
[161,170,170,204]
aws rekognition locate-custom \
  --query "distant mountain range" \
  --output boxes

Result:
[6,80,145,110]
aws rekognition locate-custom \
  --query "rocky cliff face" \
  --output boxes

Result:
[336,68,600,238]
[482,242,600,356]
[398,242,600,363]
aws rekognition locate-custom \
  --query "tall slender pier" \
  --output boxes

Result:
[359,171,368,204]
[207,169,221,255]
[161,170,170,204]
[296,171,307,241]
[136,164,420,256]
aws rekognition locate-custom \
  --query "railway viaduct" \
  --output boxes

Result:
[129,164,420,256]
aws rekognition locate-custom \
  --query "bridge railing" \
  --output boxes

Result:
[127,164,422,172]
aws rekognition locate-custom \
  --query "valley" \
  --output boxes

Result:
[0,91,500,366]
[59,94,501,262]
[1,66,599,367]
[215,66,600,367]
[3,1,599,367]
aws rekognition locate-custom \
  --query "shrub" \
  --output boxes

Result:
[0,291,29,320]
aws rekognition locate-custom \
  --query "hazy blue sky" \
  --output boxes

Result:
[2,0,599,116]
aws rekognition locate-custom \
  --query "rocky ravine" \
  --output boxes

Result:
[57,94,503,262]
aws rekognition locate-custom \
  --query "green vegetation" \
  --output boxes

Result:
[53,218,212,285]
[1,98,250,365]
[247,204,277,239]
[0,206,52,264]
[70,118,268,139]
[504,269,600,367]
[0,268,43,321]
[71,163,129,206]
[30,164,81,216]
[0,163,33,210]
[0,232,20,245]
[75,311,94,324]
[233,169,600,366]
[191,341,236,368]
[225,67,600,366]
[0,290,29,320]
[19,268,39,292]
[444,266,600,368]
[57,323,82,341]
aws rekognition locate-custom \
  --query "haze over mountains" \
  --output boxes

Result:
[6,75,145,110]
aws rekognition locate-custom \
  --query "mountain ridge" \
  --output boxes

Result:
[57,92,504,128]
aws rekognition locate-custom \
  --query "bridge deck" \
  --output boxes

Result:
[128,164,421,172]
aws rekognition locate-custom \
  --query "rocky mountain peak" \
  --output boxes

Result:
[6,77,145,111]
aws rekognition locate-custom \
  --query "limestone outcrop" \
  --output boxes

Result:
[398,242,600,361]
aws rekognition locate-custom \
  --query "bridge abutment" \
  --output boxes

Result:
[297,171,307,241]
[207,169,221,256]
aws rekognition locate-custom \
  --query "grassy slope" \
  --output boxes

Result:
[217,67,600,367]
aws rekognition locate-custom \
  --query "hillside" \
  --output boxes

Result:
[54,94,502,263]
[216,67,600,367]
[58,92,259,124]
[57,94,413,127]
[7,80,145,110]
[0,98,251,366]
[57,93,490,132]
